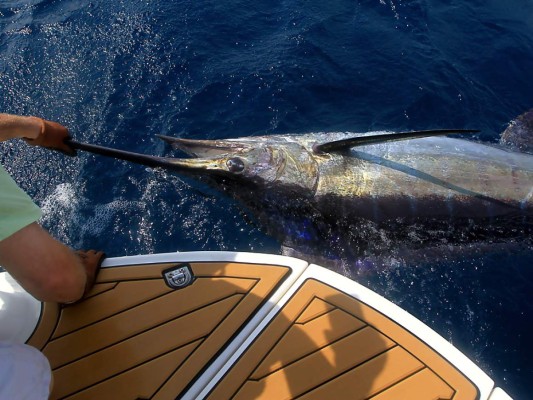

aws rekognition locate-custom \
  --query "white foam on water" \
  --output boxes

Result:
[39,181,146,250]
[39,183,83,245]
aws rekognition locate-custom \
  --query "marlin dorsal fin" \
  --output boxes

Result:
[500,109,533,154]
[312,129,479,154]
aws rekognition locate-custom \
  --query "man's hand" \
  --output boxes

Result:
[24,118,76,156]
[75,249,106,300]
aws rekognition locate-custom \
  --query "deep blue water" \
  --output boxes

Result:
[1,0,532,397]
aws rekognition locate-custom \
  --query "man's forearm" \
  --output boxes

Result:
[0,223,88,303]
[0,113,42,142]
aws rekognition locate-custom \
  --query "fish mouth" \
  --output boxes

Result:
[157,135,252,158]
[156,134,255,175]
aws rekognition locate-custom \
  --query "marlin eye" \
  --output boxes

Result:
[226,157,245,173]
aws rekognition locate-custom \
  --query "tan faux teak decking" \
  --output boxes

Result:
[27,261,478,399]
[207,278,478,399]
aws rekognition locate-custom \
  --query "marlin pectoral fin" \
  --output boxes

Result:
[312,129,480,154]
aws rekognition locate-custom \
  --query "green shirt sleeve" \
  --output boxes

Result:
[0,164,42,241]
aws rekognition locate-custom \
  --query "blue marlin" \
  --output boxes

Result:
[69,113,533,264]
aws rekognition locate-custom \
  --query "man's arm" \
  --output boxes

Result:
[0,223,88,303]
[0,114,42,142]
[0,113,75,155]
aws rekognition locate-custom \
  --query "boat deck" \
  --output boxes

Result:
[24,252,509,399]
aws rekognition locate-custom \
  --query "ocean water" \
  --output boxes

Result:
[1,0,532,397]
